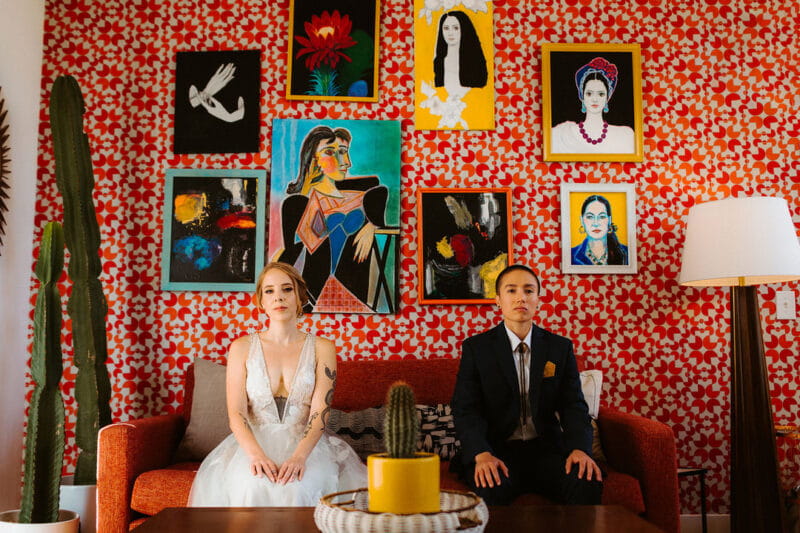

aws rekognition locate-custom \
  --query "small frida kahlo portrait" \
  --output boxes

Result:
[560,183,637,275]
[542,43,643,162]
[551,57,634,154]
[570,194,628,266]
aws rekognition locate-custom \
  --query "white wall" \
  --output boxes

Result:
[0,0,45,511]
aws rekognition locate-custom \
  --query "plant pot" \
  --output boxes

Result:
[367,452,440,514]
[0,510,79,532]
[60,476,96,533]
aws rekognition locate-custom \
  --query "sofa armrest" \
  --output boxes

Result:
[597,406,679,533]
[97,414,185,533]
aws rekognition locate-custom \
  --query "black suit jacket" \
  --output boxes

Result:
[451,323,592,466]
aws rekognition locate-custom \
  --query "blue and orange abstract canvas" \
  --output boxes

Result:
[162,169,266,291]
[268,119,400,313]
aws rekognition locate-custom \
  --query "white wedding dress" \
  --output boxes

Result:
[188,333,367,506]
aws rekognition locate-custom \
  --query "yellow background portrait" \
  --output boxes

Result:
[414,0,494,130]
[569,191,629,248]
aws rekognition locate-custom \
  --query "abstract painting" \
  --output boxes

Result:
[417,188,511,304]
[286,0,380,102]
[560,182,637,274]
[174,50,261,154]
[162,169,267,291]
[414,0,494,130]
[542,43,643,162]
[268,119,400,314]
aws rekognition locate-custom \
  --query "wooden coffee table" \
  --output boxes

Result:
[133,505,663,532]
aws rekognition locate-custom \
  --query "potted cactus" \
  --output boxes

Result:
[0,222,79,532]
[367,382,440,514]
[48,74,111,533]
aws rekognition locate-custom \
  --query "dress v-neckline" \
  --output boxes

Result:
[255,333,310,422]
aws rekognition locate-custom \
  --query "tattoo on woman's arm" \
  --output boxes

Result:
[303,412,319,438]
[321,365,337,430]
[238,411,251,430]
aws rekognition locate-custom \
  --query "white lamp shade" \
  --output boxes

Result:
[679,197,800,286]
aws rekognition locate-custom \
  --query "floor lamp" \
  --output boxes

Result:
[679,197,800,532]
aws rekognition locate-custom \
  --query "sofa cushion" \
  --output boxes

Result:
[174,358,229,462]
[600,465,646,515]
[130,462,199,516]
[327,407,385,461]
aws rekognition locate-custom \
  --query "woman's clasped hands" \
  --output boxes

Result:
[249,451,307,484]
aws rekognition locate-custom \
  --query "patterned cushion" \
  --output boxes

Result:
[327,407,385,461]
[416,404,460,460]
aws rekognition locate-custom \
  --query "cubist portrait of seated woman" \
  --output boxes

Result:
[415,1,494,130]
[549,55,636,155]
[268,120,401,314]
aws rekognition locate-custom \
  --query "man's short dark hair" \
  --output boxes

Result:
[495,264,541,295]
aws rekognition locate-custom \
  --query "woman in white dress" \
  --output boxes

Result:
[551,57,634,154]
[189,262,366,506]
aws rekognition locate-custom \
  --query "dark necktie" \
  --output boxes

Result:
[516,342,529,425]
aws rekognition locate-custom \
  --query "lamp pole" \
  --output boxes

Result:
[730,283,785,532]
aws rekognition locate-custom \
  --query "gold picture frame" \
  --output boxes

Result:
[286,0,381,102]
[542,43,643,162]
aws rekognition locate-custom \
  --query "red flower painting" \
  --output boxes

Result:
[295,10,357,71]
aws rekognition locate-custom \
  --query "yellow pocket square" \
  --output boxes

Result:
[543,361,556,378]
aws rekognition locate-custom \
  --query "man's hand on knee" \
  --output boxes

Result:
[565,449,602,481]
[474,451,509,488]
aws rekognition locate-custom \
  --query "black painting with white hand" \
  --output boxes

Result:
[174,50,260,154]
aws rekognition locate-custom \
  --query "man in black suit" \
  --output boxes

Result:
[451,264,602,504]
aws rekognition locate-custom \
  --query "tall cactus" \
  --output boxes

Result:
[50,75,111,485]
[384,381,418,458]
[20,222,66,523]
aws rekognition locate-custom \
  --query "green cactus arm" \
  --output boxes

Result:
[20,222,66,523]
[50,75,111,485]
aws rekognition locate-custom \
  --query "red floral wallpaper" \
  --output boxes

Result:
[30,0,800,515]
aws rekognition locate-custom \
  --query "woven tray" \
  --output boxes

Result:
[314,488,488,533]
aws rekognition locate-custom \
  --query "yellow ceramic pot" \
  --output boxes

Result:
[367,452,440,514]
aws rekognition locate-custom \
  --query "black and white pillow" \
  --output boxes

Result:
[327,407,385,461]
[416,404,460,461]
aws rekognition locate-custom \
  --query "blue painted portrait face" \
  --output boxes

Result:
[581,200,610,241]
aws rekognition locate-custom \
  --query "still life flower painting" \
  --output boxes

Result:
[287,0,380,102]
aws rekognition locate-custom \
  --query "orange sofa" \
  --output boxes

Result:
[98,358,679,532]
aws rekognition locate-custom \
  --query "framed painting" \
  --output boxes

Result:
[414,0,495,130]
[560,183,637,274]
[268,119,401,314]
[417,188,512,304]
[286,0,380,102]
[174,50,261,154]
[162,169,267,291]
[542,43,643,162]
